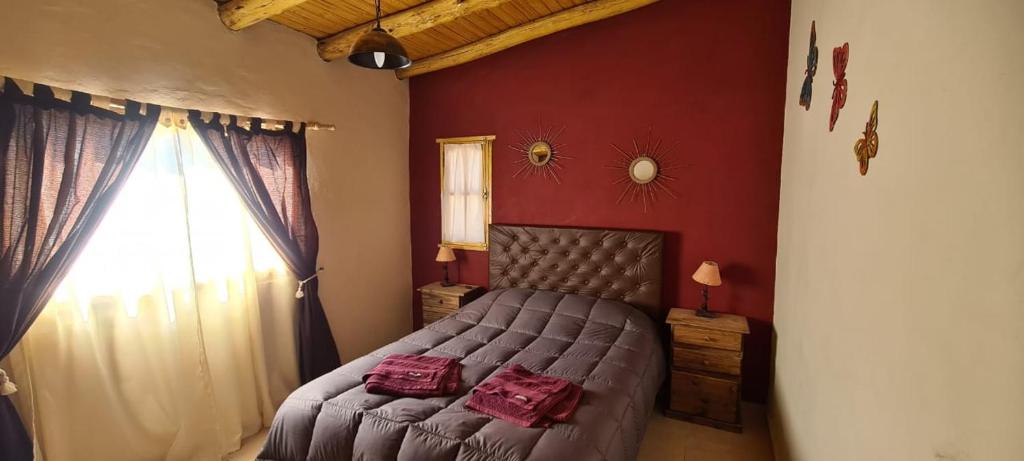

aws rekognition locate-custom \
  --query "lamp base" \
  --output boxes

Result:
[440,263,455,287]
[695,308,717,318]
[696,286,716,318]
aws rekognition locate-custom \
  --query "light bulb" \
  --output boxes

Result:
[374,52,386,68]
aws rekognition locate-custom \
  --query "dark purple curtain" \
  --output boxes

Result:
[0,78,158,459]
[187,111,340,383]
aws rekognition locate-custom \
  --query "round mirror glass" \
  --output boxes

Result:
[528,141,553,166]
[629,157,658,184]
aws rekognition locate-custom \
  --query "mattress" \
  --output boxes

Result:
[258,288,666,461]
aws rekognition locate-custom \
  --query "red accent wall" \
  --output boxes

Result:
[408,0,790,402]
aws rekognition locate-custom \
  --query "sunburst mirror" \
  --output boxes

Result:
[511,123,571,183]
[527,141,553,166]
[629,157,658,184]
[607,131,682,212]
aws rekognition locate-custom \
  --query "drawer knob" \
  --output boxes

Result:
[703,336,715,342]
[702,360,710,366]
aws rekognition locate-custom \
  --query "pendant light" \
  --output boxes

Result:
[348,0,412,70]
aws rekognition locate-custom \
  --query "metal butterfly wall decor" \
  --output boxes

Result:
[799,21,818,110]
[853,100,879,175]
[829,42,849,131]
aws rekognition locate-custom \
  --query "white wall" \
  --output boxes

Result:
[771,1,1024,460]
[0,0,412,361]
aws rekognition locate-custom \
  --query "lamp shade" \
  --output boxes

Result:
[692,261,722,286]
[435,246,456,263]
[348,27,412,70]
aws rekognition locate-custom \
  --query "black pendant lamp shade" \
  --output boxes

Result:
[348,1,412,70]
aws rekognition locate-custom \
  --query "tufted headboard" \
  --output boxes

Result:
[489,224,665,319]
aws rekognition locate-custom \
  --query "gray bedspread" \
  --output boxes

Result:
[258,288,666,461]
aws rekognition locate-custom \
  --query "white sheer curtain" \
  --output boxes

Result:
[441,142,485,246]
[4,123,299,461]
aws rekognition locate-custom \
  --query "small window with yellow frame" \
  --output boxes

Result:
[437,135,493,251]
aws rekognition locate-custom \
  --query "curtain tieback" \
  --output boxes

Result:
[294,267,325,299]
[0,368,17,396]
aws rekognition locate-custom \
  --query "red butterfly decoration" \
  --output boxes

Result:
[830,43,849,132]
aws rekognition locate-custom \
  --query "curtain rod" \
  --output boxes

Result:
[1,76,336,132]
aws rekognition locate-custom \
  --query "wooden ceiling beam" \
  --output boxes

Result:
[318,0,518,61]
[219,0,311,31]
[396,0,660,79]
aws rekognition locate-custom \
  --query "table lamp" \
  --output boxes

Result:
[692,261,722,318]
[436,246,457,287]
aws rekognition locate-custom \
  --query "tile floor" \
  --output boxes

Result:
[637,404,775,461]
[228,403,775,461]
[226,429,266,461]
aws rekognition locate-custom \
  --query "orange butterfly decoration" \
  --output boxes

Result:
[853,101,879,175]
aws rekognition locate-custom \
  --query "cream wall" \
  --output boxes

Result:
[771,1,1024,460]
[0,0,412,362]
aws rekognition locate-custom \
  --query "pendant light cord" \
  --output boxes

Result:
[375,0,382,29]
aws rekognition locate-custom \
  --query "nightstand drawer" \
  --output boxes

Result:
[422,292,460,309]
[418,282,485,328]
[423,305,455,317]
[673,325,743,351]
[670,370,739,423]
[423,311,447,325]
[673,346,742,375]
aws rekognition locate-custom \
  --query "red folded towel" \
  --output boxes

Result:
[363,354,461,397]
[466,364,583,428]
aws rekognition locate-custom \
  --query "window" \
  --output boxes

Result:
[438,135,493,250]
[48,123,288,320]
[13,122,298,461]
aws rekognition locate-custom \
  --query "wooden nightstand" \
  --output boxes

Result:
[417,282,485,325]
[665,308,750,432]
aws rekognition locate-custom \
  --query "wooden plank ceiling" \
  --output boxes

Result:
[217,0,659,78]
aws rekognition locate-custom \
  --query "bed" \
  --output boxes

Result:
[258,224,666,461]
